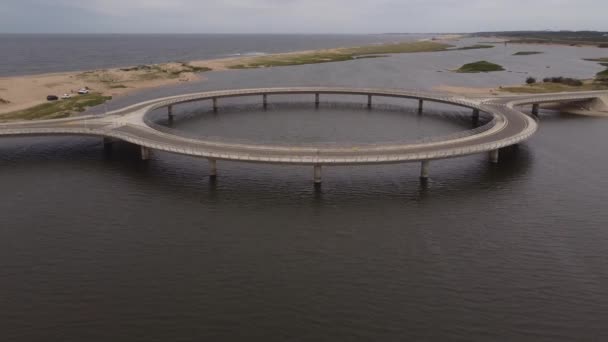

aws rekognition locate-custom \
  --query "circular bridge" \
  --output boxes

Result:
[2,87,605,183]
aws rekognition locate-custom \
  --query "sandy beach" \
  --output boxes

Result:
[0,58,243,115]
[0,47,370,115]
[0,37,461,117]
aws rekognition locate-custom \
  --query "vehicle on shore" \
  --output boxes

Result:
[78,88,89,95]
[46,95,58,101]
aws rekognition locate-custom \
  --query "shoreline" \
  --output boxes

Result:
[0,37,460,118]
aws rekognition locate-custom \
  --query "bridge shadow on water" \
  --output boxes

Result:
[0,134,534,209]
[109,141,534,209]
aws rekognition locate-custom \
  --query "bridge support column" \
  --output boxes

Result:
[420,161,430,179]
[103,137,113,151]
[212,97,218,112]
[472,109,480,126]
[140,146,150,161]
[313,165,322,184]
[208,159,217,178]
[168,105,174,122]
[472,109,480,120]
[367,95,372,109]
[315,93,320,108]
[532,103,539,116]
[263,94,268,109]
[418,99,424,113]
[490,149,499,164]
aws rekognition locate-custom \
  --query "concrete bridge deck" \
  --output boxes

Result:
[1,87,606,183]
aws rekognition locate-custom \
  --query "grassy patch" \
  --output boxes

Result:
[120,65,154,72]
[341,41,451,55]
[583,58,608,62]
[228,52,355,69]
[182,64,212,73]
[1,93,112,121]
[228,41,451,69]
[474,31,608,47]
[513,51,543,56]
[79,63,212,85]
[453,44,495,50]
[353,55,389,60]
[597,68,608,79]
[501,81,608,94]
[583,58,608,80]
[456,61,505,73]
[108,84,128,89]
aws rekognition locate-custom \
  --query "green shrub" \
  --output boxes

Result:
[456,61,505,73]
[542,76,583,86]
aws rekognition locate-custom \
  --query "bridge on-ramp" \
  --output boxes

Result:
[1,87,606,184]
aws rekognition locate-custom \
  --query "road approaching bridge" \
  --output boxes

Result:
[1,87,606,184]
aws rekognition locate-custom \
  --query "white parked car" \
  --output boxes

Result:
[78,88,90,95]
[61,94,73,99]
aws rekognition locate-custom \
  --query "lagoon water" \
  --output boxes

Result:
[2,36,608,341]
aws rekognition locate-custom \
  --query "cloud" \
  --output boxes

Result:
[0,0,606,33]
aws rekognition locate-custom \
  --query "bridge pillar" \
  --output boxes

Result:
[103,137,113,151]
[315,93,320,108]
[420,161,430,179]
[212,97,218,112]
[140,146,150,161]
[368,95,372,109]
[263,94,268,109]
[313,165,322,184]
[490,149,499,164]
[208,159,217,178]
[472,109,480,120]
[532,103,539,116]
[418,99,424,113]
[472,109,480,125]
[168,105,174,123]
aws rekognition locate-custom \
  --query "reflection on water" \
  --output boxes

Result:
[148,101,485,146]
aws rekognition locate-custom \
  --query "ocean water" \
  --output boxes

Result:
[0,33,427,76]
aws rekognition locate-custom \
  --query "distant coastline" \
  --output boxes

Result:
[0,35,463,120]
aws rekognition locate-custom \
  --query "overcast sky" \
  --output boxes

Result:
[1,0,606,34]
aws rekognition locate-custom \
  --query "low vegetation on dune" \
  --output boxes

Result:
[502,69,608,93]
[455,61,505,73]
[342,41,451,55]
[119,63,211,75]
[513,51,543,56]
[501,81,608,94]
[583,58,608,80]
[78,62,212,85]
[582,58,608,62]
[597,68,608,79]
[229,52,356,69]
[1,93,112,121]
[474,31,608,48]
[542,77,584,86]
[228,41,452,69]
[454,44,495,50]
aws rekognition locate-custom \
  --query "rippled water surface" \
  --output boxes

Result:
[2,37,608,341]
[0,33,426,76]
